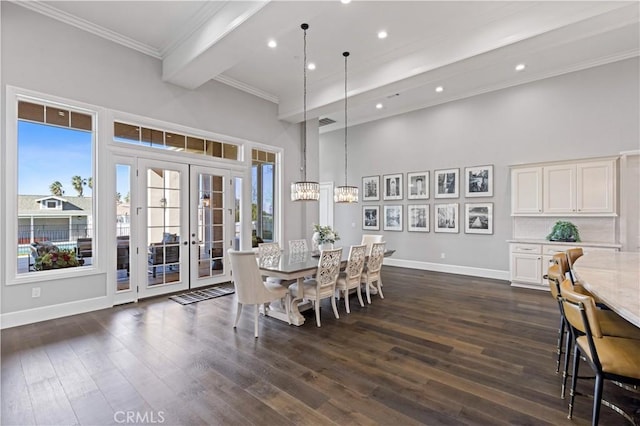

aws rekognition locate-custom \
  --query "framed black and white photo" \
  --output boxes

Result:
[465,165,493,197]
[434,203,459,233]
[362,205,380,230]
[434,168,459,198]
[465,203,493,234]
[383,205,403,231]
[383,173,403,200]
[362,175,380,201]
[407,204,429,232]
[407,171,429,200]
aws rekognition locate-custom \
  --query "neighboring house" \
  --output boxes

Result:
[18,195,93,244]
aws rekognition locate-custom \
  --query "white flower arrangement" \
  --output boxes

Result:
[312,224,340,245]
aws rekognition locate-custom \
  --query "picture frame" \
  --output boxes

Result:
[465,203,493,234]
[362,175,380,201]
[407,204,429,232]
[434,168,459,198]
[362,205,380,230]
[407,171,429,200]
[465,165,493,197]
[383,173,403,200]
[434,203,459,233]
[383,205,403,231]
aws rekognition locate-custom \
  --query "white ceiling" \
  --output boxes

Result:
[17,1,640,133]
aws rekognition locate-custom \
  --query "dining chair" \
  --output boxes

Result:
[288,239,309,253]
[361,242,385,304]
[228,249,291,337]
[290,247,342,327]
[560,279,640,425]
[258,242,283,284]
[361,234,383,256]
[335,244,367,313]
[565,247,584,283]
[546,264,569,379]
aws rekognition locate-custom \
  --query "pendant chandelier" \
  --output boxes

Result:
[291,23,320,201]
[334,51,359,203]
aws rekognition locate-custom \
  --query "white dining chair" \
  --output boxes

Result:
[361,234,383,256]
[288,239,309,253]
[228,249,290,337]
[290,247,343,327]
[335,244,367,313]
[258,242,283,284]
[361,242,385,304]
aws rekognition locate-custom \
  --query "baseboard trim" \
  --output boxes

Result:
[1,296,111,329]
[383,258,510,281]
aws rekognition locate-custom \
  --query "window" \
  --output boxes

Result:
[252,149,276,244]
[114,121,240,160]
[16,100,95,274]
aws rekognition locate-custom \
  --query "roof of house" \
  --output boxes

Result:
[18,195,92,216]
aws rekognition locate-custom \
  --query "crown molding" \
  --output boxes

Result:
[12,0,162,59]
[213,74,279,104]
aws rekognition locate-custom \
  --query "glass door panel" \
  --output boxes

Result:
[113,157,137,306]
[139,159,188,297]
[190,166,231,288]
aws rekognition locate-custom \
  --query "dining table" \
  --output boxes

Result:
[258,248,395,326]
[573,251,640,328]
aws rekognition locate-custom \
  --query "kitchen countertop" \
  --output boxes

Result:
[507,239,622,249]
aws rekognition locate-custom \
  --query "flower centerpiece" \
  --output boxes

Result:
[35,248,84,270]
[312,224,340,250]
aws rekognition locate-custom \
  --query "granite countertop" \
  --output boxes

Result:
[507,239,622,248]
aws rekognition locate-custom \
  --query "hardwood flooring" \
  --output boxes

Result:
[2,266,638,425]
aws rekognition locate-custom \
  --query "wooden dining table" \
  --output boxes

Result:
[573,251,640,328]
[258,248,394,326]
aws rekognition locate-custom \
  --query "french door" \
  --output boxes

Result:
[113,157,234,301]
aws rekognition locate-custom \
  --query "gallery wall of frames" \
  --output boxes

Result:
[361,165,494,235]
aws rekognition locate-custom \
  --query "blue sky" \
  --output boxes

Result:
[18,121,93,196]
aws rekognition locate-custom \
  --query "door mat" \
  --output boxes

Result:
[169,285,234,305]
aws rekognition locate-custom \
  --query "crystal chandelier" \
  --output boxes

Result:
[291,23,320,201]
[334,51,358,203]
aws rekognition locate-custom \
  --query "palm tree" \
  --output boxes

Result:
[71,175,85,197]
[87,177,93,189]
[49,181,63,196]
[115,192,122,204]
[124,192,130,204]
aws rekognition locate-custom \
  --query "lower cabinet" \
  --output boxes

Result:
[510,242,618,290]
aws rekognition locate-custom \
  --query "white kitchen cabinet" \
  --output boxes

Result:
[511,167,543,215]
[510,243,543,288]
[512,157,617,216]
[510,242,619,289]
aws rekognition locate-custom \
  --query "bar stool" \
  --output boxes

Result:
[560,279,640,425]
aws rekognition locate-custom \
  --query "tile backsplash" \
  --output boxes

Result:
[513,217,616,243]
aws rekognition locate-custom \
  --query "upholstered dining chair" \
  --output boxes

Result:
[560,279,640,425]
[228,249,290,338]
[546,264,569,378]
[335,244,367,313]
[288,239,309,253]
[361,234,383,256]
[361,242,385,304]
[290,247,342,327]
[565,247,584,283]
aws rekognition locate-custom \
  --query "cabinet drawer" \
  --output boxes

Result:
[542,245,568,256]
[510,243,541,254]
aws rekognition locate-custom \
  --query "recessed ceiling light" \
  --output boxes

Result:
[308,63,316,70]
[377,30,388,39]
[267,40,277,48]
[376,103,383,109]
[341,0,351,4]
[515,63,526,71]
[435,86,444,93]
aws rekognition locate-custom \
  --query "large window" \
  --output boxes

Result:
[16,100,95,274]
[252,149,276,245]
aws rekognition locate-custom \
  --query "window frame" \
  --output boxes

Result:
[5,87,99,284]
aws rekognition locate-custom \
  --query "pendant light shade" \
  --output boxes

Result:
[291,23,320,202]
[334,51,359,203]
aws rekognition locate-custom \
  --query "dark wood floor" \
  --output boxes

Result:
[2,266,638,425]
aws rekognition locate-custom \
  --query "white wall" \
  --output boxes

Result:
[320,58,640,276]
[0,3,311,323]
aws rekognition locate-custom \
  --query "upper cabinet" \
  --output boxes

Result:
[512,157,617,216]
